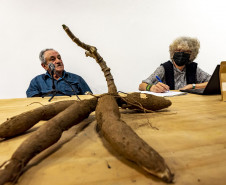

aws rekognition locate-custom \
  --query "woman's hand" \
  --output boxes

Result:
[151,82,169,93]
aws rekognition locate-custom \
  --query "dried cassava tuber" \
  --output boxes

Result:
[0,98,97,185]
[0,100,75,139]
[63,24,174,183]
[96,94,173,182]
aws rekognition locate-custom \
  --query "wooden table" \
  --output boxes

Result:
[0,94,226,185]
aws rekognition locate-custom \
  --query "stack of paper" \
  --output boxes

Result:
[137,91,187,97]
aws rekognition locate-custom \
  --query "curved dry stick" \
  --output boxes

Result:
[62,24,117,95]
[0,100,75,139]
[0,98,97,185]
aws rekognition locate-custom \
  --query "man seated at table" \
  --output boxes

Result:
[26,48,92,97]
[139,36,211,93]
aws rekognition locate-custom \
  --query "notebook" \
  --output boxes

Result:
[180,65,221,95]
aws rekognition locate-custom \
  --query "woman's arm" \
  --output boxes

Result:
[179,82,208,90]
[139,82,148,91]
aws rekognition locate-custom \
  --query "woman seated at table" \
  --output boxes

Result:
[139,36,211,93]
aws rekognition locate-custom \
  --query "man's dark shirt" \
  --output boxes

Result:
[26,71,92,97]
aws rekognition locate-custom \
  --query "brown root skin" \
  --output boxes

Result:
[0,100,75,139]
[95,95,174,183]
[0,98,97,185]
[118,92,172,111]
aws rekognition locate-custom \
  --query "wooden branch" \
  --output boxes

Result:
[62,24,117,94]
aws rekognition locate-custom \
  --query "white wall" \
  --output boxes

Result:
[1,0,226,99]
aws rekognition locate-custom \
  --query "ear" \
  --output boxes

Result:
[41,63,48,71]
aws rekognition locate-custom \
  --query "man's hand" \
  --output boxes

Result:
[151,82,169,93]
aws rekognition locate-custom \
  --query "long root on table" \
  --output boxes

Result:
[0,100,75,139]
[64,24,174,183]
[0,98,97,185]
[96,94,174,183]
[118,92,172,112]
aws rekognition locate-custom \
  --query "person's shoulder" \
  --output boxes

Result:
[65,71,78,76]
[64,71,86,84]
[190,61,198,65]
[30,73,46,82]
[161,60,172,66]
[65,71,83,79]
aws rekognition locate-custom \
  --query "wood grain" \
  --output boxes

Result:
[0,93,226,185]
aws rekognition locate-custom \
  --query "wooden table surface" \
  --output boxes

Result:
[0,93,226,185]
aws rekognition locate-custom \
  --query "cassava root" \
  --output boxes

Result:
[118,92,172,112]
[62,24,174,182]
[0,98,97,185]
[0,94,170,140]
[96,94,174,183]
[0,100,75,139]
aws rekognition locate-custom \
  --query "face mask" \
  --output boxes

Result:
[173,52,191,66]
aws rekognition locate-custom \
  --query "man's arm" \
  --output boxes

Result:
[78,77,92,95]
[26,78,41,97]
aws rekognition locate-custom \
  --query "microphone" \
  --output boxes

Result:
[48,63,55,74]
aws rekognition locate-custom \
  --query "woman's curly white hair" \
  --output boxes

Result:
[169,36,200,62]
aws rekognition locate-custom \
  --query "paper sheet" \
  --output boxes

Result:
[137,90,187,97]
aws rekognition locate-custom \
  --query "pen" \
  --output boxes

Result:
[156,76,163,83]
[156,75,169,92]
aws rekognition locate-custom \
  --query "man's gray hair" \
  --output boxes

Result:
[39,48,54,64]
